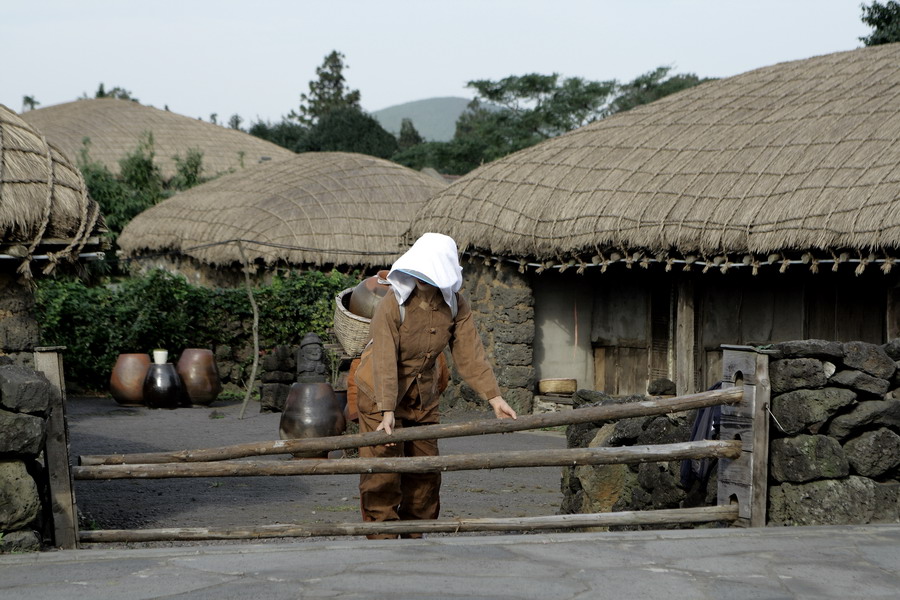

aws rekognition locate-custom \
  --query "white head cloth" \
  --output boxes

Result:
[386,232,463,309]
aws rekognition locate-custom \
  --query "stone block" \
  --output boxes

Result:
[497,306,534,324]
[775,339,843,359]
[259,383,290,413]
[770,434,849,483]
[768,476,876,526]
[490,287,533,310]
[532,396,573,415]
[493,342,532,366]
[771,387,857,435]
[883,338,900,361]
[493,322,534,344]
[0,315,39,352]
[828,398,900,440]
[497,365,534,389]
[873,482,900,523]
[0,529,40,552]
[0,410,46,455]
[0,365,55,415]
[260,370,295,384]
[0,460,40,530]
[503,387,533,416]
[844,428,900,478]
[842,341,896,380]
[769,358,827,393]
[829,369,890,397]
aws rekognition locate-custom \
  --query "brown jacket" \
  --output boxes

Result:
[355,285,501,421]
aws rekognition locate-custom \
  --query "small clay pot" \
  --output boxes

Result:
[109,353,151,406]
[279,382,346,458]
[143,363,184,409]
[176,348,222,406]
[348,270,390,319]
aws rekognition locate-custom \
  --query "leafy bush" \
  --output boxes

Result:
[34,268,357,388]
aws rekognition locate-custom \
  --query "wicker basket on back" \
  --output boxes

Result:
[333,288,371,357]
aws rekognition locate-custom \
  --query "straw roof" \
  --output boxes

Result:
[0,104,105,276]
[117,152,447,268]
[409,44,900,268]
[21,98,294,180]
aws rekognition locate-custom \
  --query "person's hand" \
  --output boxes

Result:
[488,396,517,420]
[376,410,395,435]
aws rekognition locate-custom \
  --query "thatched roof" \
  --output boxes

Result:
[408,43,900,271]
[117,152,447,268]
[21,98,294,180]
[0,104,105,276]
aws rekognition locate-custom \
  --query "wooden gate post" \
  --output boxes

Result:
[33,346,78,549]
[717,345,772,527]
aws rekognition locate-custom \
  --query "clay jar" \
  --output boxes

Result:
[348,269,390,319]
[176,348,222,406]
[143,363,185,409]
[109,353,151,406]
[279,382,347,458]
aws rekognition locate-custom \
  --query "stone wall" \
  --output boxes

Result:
[453,262,535,415]
[0,361,58,551]
[562,339,900,528]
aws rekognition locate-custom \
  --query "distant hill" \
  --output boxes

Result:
[372,97,472,142]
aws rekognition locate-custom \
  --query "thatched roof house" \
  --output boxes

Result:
[0,104,105,278]
[21,98,294,180]
[406,43,900,410]
[118,152,446,285]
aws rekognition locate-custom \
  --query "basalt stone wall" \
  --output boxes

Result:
[0,361,57,552]
[766,339,900,526]
[258,334,329,413]
[454,262,535,415]
[562,339,900,529]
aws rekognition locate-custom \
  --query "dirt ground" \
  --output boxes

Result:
[66,395,567,547]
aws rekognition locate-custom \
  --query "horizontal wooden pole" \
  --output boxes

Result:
[80,387,743,465]
[73,440,741,480]
[78,505,740,543]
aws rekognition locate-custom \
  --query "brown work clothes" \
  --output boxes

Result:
[356,285,501,538]
[356,285,501,419]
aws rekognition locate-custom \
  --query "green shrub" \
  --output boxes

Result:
[34,268,357,389]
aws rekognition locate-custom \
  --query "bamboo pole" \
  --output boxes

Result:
[74,440,741,480]
[78,505,739,543]
[80,387,743,465]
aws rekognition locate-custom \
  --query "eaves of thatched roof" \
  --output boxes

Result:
[0,104,106,278]
[117,151,447,269]
[408,43,900,275]
[21,98,294,180]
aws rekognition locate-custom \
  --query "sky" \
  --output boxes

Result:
[3,0,873,124]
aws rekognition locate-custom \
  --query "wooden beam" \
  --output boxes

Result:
[33,348,78,549]
[74,440,741,480]
[78,505,740,543]
[80,387,743,465]
[676,278,696,396]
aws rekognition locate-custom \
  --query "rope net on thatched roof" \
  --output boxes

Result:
[408,43,900,274]
[0,104,105,279]
[21,98,295,181]
[117,152,447,269]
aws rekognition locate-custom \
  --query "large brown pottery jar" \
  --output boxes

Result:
[279,382,346,458]
[348,270,391,319]
[109,353,151,406]
[143,363,185,409]
[176,348,222,406]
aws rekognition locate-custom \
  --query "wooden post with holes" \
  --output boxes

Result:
[717,345,772,527]
[33,346,78,549]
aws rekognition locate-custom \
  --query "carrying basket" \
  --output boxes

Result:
[333,288,371,357]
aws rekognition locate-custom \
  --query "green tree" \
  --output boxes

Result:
[300,106,398,158]
[248,119,308,152]
[21,95,39,112]
[860,1,900,45]
[228,114,244,130]
[93,83,138,101]
[398,118,424,150]
[604,67,712,116]
[290,50,361,126]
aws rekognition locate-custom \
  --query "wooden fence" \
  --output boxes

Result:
[37,346,770,547]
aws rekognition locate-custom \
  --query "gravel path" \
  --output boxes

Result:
[67,395,566,546]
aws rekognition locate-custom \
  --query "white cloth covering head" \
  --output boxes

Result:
[387,233,463,309]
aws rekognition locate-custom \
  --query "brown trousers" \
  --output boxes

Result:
[357,404,440,540]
